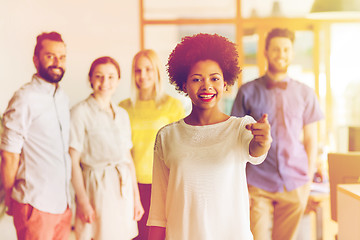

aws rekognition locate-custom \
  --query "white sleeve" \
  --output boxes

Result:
[69,105,86,153]
[147,129,169,227]
[1,92,30,153]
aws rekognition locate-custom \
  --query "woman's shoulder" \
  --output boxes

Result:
[157,119,182,134]
[164,94,181,103]
[161,94,183,109]
[114,104,130,117]
[70,96,92,114]
[118,98,132,109]
[69,97,96,124]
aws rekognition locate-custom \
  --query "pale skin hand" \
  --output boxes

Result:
[76,197,96,223]
[126,150,144,221]
[133,196,144,221]
[246,114,272,157]
[69,148,96,223]
[0,150,20,215]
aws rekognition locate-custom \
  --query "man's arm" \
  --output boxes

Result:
[148,226,166,240]
[0,150,20,214]
[303,122,318,179]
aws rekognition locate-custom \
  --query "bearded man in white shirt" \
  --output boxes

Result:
[0,31,72,239]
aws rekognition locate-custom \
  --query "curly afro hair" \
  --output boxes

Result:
[167,33,241,94]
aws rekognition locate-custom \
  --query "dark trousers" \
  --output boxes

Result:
[134,183,151,240]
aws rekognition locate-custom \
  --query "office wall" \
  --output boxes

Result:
[0,0,139,112]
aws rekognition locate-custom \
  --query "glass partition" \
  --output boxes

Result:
[241,0,314,18]
[330,23,360,151]
[144,0,236,19]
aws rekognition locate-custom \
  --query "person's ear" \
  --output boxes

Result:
[33,55,39,70]
[223,81,228,91]
[89,77,94,89]
[183,83,187,93]
[264,48,268,59]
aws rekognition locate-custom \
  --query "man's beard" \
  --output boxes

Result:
[268,62,288,75]
[38,62,65,84]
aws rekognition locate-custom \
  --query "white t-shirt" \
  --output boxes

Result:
[148,116,266,240]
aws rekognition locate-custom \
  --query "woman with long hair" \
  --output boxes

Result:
[119,49,185,239]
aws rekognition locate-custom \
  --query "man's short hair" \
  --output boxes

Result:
[265,28,295,50]
[34,32,64,57]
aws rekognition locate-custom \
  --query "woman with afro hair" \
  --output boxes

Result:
[147,33,272,240]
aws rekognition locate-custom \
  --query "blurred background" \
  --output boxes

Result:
[1,0,360,239]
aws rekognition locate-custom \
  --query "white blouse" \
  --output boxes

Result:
[70,95,132,167]
[148,116,266,240]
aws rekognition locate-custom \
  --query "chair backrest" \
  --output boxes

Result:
[328,152,360,221]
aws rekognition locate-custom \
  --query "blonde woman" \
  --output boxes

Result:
[119,49,185,239]
[70,56,144,240]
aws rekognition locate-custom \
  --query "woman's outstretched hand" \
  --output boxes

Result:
[246,114,272,157]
